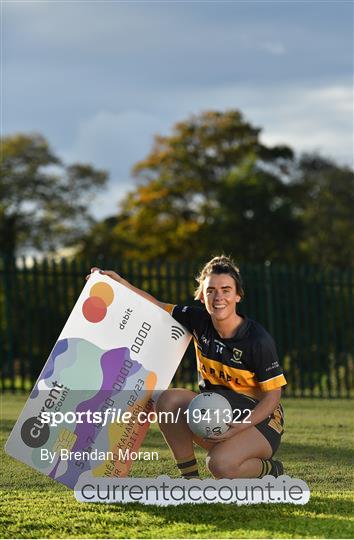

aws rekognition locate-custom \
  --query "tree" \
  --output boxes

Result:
[206,156,302,262]
[294,154,354,268]
[102,110,297,260]
[0,133,108,258]
[78,110,353,268]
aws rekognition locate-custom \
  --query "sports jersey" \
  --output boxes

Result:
[165,304,287,401]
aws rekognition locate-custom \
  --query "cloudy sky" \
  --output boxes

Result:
[3,0,353,219]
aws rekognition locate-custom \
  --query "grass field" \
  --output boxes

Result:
[1,395,353,539]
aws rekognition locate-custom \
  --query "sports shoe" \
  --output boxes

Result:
[272,459,284,477]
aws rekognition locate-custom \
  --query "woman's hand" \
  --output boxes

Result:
[85,266,167,309]
[206,389,282,443]
[85,267,122,284]
[206,421,249,442]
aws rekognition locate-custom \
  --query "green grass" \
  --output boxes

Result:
[1,395,353,539]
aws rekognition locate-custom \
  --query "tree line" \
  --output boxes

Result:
[1,110,353,268]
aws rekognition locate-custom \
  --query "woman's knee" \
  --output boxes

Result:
[155,388,195,414]
[206,453,241,479]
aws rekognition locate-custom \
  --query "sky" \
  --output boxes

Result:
[3,0,353,220]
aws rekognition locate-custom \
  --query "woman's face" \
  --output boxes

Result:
[200,273,241,322]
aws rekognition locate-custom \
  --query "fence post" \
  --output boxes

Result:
[2,256,15,391]
[1,257,352,397]
[264,261,274,336]
[346,269,353,399]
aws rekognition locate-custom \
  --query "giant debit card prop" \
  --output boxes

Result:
[5,273,191,489]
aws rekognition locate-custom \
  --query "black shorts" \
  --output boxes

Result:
[207,387,285,455]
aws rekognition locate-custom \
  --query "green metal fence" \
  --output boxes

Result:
[0,257,353,397]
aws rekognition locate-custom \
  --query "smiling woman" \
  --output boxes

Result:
[158,256,286,480]
[86,255,287,481]
[194,259,244,336]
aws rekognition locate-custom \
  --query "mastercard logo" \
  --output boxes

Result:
[82,282,114,323]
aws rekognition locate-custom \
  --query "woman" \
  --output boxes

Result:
[86,255,286,480]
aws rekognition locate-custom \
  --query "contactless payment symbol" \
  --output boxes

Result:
[171,325,186,341]
[82,281,114,323]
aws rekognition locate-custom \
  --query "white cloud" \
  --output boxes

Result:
[63,109,161,171]
[92,182,130,220]
[254,85,353,167]
[171,82,353,168]
[61,109,170,218]
[259,41,287,56]
[4,1,352,221]
[62,81,352,219]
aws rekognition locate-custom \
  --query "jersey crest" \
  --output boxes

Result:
[231,348,243,363]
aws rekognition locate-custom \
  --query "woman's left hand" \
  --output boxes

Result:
[205,421,250,442]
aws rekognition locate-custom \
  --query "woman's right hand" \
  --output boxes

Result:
[86,266,164,309]
[85,267,123,284]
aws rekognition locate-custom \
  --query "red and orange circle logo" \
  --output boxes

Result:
[82,282,114,323]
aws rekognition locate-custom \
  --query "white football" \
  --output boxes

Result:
[186,392,233,439]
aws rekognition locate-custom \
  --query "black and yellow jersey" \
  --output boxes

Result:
[165,304,287,400]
